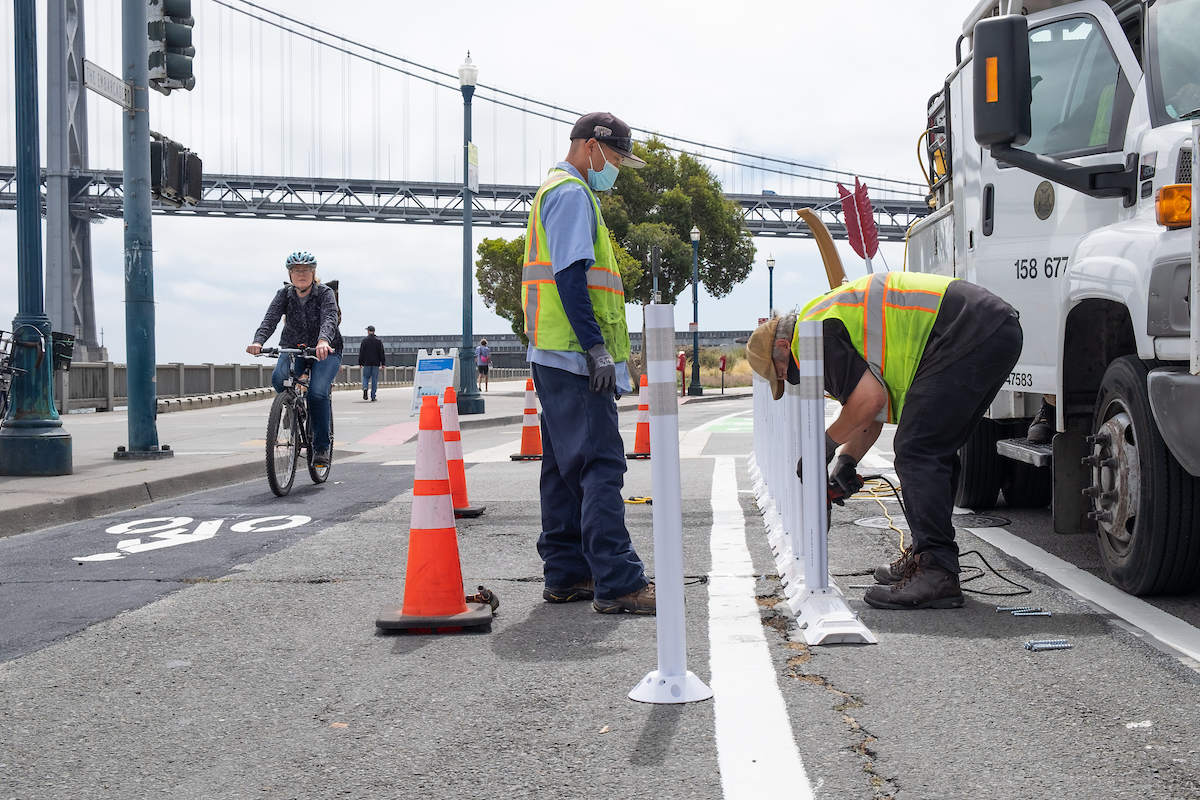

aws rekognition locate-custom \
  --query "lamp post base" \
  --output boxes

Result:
[114,445,174,460]
[0,424,72,476]
[457,393,485,416]
[687,383,704,397]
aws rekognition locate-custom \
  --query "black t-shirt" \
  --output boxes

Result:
[786,280,1017,403]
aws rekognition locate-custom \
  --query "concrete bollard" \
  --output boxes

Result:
[628,304,713,705]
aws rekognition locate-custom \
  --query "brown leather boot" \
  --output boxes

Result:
[863,552,964,609]
[874,549,913,585]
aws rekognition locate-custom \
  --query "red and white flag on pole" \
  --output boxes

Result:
[837,178,879,261]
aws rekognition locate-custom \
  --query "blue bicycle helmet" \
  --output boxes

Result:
[285,251,317,268]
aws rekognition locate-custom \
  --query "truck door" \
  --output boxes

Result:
[973,12,1136,397]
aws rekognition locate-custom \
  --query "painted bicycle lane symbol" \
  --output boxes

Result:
[72,515,312,562]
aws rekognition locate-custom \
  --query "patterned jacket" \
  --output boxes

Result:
[253,283,343,353]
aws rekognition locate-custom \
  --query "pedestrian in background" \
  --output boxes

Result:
[358,325,386,402]
[522,111,655,615]
[475,338,491,392]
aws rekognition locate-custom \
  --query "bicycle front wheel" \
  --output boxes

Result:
[266,392,300,496]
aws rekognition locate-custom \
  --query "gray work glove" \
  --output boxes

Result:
[584,343,616,394]
[797,432,840,479]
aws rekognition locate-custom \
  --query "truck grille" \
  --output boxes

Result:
[1178,147,1193,184]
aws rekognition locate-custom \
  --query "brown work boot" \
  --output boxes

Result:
[592,582,656,615]
[863,552,964,610]
[874,549,913,585]
[1027,400,1055,445]
[543,578,594,603]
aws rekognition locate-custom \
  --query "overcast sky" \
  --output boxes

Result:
[0,0,969,364]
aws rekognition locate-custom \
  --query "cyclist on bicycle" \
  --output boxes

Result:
[246,252,343,467]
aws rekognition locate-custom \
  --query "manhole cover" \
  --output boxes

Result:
[854,516,909,530]
[952,513,1010,528]
[853,514,1010,530]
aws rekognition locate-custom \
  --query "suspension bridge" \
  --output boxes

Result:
[0,0,932,357]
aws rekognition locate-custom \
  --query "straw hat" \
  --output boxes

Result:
[746,316,784,401]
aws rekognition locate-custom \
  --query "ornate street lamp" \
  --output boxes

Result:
[766,254,775,314]
[688,225,703,397]
[457,53,483,414]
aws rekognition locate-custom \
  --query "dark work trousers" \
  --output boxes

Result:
[892,315,1023,573]
[532,362,647,601]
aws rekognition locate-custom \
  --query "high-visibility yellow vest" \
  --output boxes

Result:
[522,170,630,362]
[797,271,952,423]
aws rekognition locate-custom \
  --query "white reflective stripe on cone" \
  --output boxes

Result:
[411,493,455,530]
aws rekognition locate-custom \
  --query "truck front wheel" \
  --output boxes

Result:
[1090,356,1200,595]
[955,418,1003,510]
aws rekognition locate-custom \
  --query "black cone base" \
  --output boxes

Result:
[375,602,493,633]
[510,454,542,461]
[454,504,486,519]
[626,452,651,459]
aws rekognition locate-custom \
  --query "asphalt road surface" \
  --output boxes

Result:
[3,397,1200,800]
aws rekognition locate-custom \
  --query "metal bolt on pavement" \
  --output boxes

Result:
[997,606,1042,613]
[1012,610,1052,616]
[1025,641,1073,652]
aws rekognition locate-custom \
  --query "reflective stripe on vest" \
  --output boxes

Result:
[521,170,630,361]
[799,272,951,423]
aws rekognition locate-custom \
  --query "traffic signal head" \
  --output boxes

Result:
[148,0,195,94]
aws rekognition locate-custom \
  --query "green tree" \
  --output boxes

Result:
[605,137,756,304]
[475,231,643,346]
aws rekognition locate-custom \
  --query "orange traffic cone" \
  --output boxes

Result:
[375,394,493,634]
[442,386,485,518]
[510,378,543,461]
[627,373,651,459]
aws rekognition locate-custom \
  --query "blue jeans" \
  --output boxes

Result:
[273,351,342,451]
[361,365,379,399]
[532,362,647,601]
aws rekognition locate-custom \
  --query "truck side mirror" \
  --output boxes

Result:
[973,15,1032,147]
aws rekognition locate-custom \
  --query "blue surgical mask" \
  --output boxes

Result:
[587,144,620,192]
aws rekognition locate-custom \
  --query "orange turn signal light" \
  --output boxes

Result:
[1156,184,1192,229]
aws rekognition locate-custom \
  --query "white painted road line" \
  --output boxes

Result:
[708,456,813,799]
[965,526,1200,665]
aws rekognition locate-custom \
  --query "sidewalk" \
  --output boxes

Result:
[0,379,751,537]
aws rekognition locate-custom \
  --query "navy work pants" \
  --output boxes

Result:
[273,351,341,452]
[532,362,647,601]
[892,315,1023,573]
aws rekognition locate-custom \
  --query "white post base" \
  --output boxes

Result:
[780,574,844,607]
[791,591,878,645]
[629,670,714,704]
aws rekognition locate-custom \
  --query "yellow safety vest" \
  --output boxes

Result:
[522,170,630,362]
[797,272,952,423]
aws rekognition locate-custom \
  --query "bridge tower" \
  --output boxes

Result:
[46,0,102,360]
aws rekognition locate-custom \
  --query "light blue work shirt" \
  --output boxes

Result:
[525,162,631,394]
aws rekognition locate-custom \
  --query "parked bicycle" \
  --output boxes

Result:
[254,346,333,496]
[0,327,44,421]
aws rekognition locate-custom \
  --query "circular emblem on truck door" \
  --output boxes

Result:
[1034,181,1055,220]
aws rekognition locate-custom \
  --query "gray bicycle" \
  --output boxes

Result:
[255,347,333,496]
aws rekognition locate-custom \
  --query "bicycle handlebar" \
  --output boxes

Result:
[255,346,318,359]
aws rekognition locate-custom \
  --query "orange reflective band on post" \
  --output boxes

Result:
[1156,184,1193,229]
[986,57,999,103]
[413,479,452,496]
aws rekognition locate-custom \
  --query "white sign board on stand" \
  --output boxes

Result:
[410,348,458,416]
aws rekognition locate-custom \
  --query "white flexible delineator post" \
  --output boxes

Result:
[789,320,876,645]
[629,304,713,704]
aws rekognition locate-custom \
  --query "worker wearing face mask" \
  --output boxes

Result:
[521,112,656,615]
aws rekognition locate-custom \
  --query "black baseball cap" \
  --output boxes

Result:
[569,112,646,168]
[366,325,375,332]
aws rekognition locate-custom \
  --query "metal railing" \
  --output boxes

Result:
[50,362,532,413]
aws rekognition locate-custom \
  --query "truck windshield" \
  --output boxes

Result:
[1149,0,1200,123]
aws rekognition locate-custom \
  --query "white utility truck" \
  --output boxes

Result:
[907,0,1200,594]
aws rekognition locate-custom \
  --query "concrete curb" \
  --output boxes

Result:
[0,459,265,539]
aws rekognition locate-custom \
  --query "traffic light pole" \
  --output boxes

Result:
[116,0,169,460]
[0,0,72,476]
